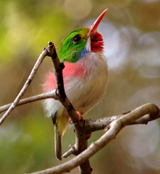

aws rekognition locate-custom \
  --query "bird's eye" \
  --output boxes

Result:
[73,34,81,44]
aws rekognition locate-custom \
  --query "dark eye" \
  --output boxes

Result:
[73,34,81,44]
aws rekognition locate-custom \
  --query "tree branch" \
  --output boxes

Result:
[46,42,92,173]
[84,103,160,134]
[27,103,160,174]
[46,42,80,124]
[63,103,160,158]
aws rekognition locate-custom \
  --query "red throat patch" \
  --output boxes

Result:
[90,31,104,52]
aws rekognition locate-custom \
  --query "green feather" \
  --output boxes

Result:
[58,27,89,63]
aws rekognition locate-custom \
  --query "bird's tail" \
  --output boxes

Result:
[55,125,62,160]
[52,110,68,160]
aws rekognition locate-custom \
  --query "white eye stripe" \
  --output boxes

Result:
[85,37,91,51]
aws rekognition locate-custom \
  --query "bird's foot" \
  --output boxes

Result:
[68,111,83,125]
[76,111,83,121]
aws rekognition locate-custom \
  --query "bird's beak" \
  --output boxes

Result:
[89,9,108,36]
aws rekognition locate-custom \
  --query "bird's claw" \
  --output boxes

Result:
[68,111,83,125]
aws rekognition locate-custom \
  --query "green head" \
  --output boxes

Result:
[58,27,89,63]
[58,9,108,63]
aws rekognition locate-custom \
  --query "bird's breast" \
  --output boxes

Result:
[65,52,108,114]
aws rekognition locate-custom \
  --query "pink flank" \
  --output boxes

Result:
[43,62,87,92]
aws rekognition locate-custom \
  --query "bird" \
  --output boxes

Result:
[43,9,108,160]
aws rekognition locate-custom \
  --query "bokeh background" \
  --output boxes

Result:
[0,0,160,174]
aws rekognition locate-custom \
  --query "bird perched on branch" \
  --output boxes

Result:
[43,9,108,160]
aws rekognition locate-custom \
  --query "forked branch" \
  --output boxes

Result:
[27,103,160,174]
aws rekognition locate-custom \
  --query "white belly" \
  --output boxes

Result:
[44,52,108,117]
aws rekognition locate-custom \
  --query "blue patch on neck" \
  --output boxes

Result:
[79,48,89,59]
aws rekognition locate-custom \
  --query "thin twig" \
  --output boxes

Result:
[0,48,48,125]
[84,105,160,134]
[62,145,76,158]
[0,90,57,114]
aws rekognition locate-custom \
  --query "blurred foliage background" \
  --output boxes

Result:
[0,0,160,174]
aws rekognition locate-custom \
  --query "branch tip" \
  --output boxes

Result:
[48,41,53,46]
[62,145,76,158]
